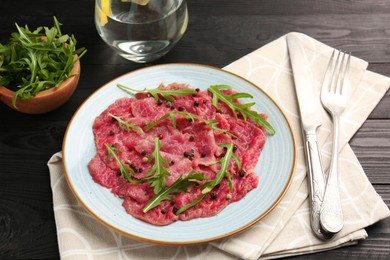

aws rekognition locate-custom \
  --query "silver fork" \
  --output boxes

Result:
[319,50,351,235]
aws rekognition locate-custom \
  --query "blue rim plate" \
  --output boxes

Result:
[62,63,296,245]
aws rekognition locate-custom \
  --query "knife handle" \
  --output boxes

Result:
[304,130,332,240]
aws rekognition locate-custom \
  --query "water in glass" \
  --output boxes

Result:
[95,0,188,63]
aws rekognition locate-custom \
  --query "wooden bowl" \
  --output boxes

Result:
[0,59,81,114]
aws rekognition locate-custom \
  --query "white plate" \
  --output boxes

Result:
[63,63,296,245]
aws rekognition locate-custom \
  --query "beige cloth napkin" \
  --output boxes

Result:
[48,32,390,259]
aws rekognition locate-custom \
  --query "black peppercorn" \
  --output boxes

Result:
[141,150,147,156]
[173,206,179,213]
[211,192,217,200]
[178,106,184,111]
[194,101,200,106]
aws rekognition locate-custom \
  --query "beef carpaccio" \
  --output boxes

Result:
[88,83,270,225]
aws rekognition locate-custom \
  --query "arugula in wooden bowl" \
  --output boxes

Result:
[0,17,86,113]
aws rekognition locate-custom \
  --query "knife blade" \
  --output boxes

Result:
[286,34,332,240]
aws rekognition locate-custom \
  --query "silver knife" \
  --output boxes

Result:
[286,34,332,240]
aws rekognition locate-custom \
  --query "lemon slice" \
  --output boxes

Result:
[102,0,111,16]
[96,0,111,26]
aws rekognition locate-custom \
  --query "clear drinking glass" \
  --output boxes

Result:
[95,0,188,63]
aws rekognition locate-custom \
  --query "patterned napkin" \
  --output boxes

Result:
[48,32,390,259]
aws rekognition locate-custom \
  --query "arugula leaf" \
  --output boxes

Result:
[146,111,181,130]
[201,143,236,193]
[0,16,86,108]
[109,113,144,134]
[175,193,207,215]
[202,118,238,138]
[147,110,237,138]
[117,84,197,102]
[176,143,239,214]
[143,171,207,213]
[231,153,242,170]
[145,138,171,194]
[208,85,276,135]
[105,144,142,184]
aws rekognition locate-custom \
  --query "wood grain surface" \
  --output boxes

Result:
[0,0,389,259]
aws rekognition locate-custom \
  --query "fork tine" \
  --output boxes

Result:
[335,51,351,94]
[331,51,343,94]
[322,50,336,92]
[340,52,351,95]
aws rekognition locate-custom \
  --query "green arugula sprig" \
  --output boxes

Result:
[201,143,239,193]
[117,84,197,102]
[143,171,207,213]
[176,143,240,214]
[109,113,144,134]
[147,111,237,138]
[147,111,182,130]
[208,85,275,135]
[0,17,86,108]
[105,144,142,184]
[145,138,171,194]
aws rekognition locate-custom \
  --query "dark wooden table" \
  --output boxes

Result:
[1,0,389,259]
